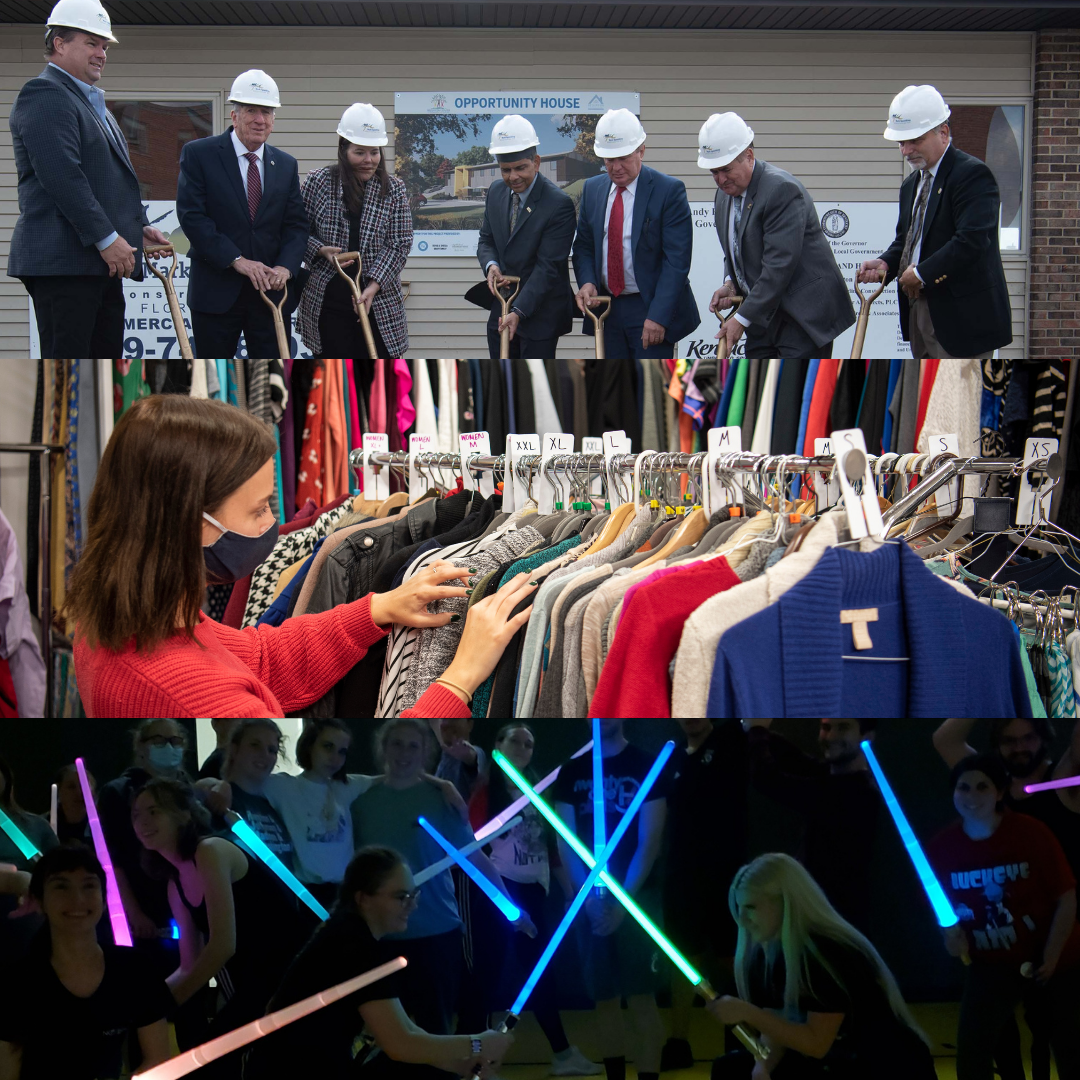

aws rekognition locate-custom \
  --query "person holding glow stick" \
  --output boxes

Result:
[131,778,317,1079]
[51,764,93,845]
[246,846,514,1080]
[709,853,936,1080]
[0,845,173,1080]
[430,720,487,803]
[927,753,1080,1080]
[553,720,669,1080]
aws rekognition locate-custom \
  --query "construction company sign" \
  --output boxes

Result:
[678,202,913,360]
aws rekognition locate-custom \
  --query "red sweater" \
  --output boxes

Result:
[75,594,470,719]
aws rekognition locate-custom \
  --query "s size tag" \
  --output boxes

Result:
[706,426,743,515]
[509,433,539,513]
[409,433,433,504]
[459,431,492,496]
[831,428,884,540]
[540,432,574,514]
[925,433,960,514]
[362,432,389,500]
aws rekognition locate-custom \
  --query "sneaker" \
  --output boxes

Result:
[660,1038,695,1072]
[551,1047,604,1076]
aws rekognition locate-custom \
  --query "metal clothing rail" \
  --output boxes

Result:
[0,442,66,719]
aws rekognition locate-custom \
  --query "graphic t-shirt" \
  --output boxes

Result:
[0,942,173,1080]
[554,742,670,886]
[215,786,296,873]
[928,810,1080,968]
[487,800,551,892]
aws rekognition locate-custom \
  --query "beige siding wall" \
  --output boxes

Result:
[1,26,1032,358]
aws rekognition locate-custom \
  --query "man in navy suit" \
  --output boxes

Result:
[177,69,307,359]
[474,115,576,358]
[8,0,169,359]
[572,109,699,360]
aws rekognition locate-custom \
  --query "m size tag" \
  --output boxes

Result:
[706,426,743,515]
[841,608,879,650]
[459,431,492,496]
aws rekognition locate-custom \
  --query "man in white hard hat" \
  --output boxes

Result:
[7,0,169,358]
[471,114,576,358]
[701,112,855,360]
[176,69,307,358]
[858,84,1011,359]
[572,108,699,359]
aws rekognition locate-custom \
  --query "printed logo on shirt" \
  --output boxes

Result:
[950,863,1030,891]
[572,775,642,817]
[951,862,1034,952]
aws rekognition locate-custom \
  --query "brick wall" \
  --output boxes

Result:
[1030,30,1080,359]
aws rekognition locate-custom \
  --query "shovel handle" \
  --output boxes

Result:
[714,295,745,360]
[334,251,379,358]
[853,269,886,307]
[495,276,521,314]
[144,244,194,360]
[401,280,411,302]
[584,295,612,359]
[259,287,290,359]
[849,271,885,360]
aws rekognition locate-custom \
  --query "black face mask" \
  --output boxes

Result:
[202,512,279,584]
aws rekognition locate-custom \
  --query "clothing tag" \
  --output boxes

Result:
[603,430,630,508]
[582,437,603,497]
[362,432,389,500]
[509,433,539,513]
[633,449,658,509]
[409,433,433,504]
[706,426,743,515]
[841,608,879,650]
[540,432,574,514]
[831,428,884,540]
[813,438,840,514]
[925,432,960,515]
[1016,437,1058,527]
[459,431,493,497]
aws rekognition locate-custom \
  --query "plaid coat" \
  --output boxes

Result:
[297,166,411,358]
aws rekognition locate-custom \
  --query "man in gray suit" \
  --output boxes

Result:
[7,0,167,358]
[699,112,855,360]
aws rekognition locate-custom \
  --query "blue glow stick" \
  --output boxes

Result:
[417,817,522,923]
[0,805,41,861]
[592,719,606,868]
[510,740,675,1016]
[861,740,958,928]
[229,814,330,921]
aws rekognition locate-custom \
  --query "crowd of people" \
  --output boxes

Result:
[1,718,1079,1080]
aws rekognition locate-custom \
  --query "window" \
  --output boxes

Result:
[949,104,1026,252]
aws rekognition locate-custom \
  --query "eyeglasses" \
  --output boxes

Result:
[144,736,185,749]
[386,888,422,906]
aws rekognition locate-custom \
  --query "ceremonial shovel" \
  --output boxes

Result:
[850,270,885,360]
[144,244,193,360]
[495,276,521,359]
[583,295,612,358]
[333,251,380,358]
[715,295,746,359]
[258,287,291,359]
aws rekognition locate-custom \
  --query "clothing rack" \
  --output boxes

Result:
[0,441,65,720]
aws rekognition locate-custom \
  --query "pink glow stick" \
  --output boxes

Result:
[133,957,407,1080]
[474,739,593,842]
[75,757,132,947]
[1025,775,1080,794]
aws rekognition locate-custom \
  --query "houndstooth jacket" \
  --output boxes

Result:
[297,165,412,358]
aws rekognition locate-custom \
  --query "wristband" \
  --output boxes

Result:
[471,1038,483,1057]
[436,677,473,705]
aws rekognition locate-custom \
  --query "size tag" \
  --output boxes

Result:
[633,449,658,508]
[1017,437,1059,526]
[582,437,603,497]
[540,432,574,514]
[831,428,884,540]
[927,433,960,457]
[924,432,961,515]
[509,433,539,513]
[706,426,743,515]
[362,432,389,500]
[814,437,840,514]
[603,430,630,507]
[459,431,492,496]
[409,433,433,504]
[841,607,880,651]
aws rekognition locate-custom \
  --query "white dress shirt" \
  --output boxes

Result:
[231,129,265,197]
[909,150,946,283]
[602,175,639,295]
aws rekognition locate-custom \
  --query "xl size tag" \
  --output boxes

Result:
[362,432,389,500]
[540,432,573,514]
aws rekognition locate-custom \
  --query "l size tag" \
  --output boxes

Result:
[831,429,884,540]
[409,433,433,504]
[706,426,743,515]
[459,431,492,497]
[540,432,574,514]
[603,431,630,507]
[841,607,879,650]
[362,432,389,500]
[509,433,539,513]
[1017,437,1059,526]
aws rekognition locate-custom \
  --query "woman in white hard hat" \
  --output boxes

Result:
[297,103,412,360]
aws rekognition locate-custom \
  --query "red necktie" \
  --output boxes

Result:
[607,186,625,298]
[245,152,262,221]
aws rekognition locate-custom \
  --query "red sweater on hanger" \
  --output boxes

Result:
[801,359,839,453]
[74,594,468,719]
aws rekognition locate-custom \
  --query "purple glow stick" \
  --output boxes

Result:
[1025,775,1080,794]
[75,757,132,947]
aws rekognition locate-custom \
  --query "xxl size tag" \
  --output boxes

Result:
[582,437,603,497]
[459,431,493,496]
[706,426,742,516]
[362,432,389,500]
[540,432,574,514]
[409,433,433,504]
[1017,437,1059,526]
[831,428,884,540]
[509,433,539,513]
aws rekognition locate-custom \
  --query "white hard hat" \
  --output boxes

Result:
[489,115,539,156]
[883,85,950,141]
[697,112,755,169]
[593,108,646,158]
[338,103,388,147]
[228,69,281,109]
[46,0,118,43]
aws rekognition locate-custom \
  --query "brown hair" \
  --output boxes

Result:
[44,26,85,58]
[134,778,212,880]
[373,719,437,772]
[297,720,352,782]
[65,396,277,653]
[331,136,390,215]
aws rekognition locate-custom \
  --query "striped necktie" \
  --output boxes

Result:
[245,152,262,221]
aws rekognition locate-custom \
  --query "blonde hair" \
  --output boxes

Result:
[729,853,927,1043]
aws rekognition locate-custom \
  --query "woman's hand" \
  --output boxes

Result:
[436,573,539,701]
[368,561,472,629]
[943,925,969,962]
[318,245,355,266]
[205,781,232,817]
[512,911,538,938]
[128,905,161,939]
[1035,954,1060,984]
[478,1030,514,1068]
[707,995,752,1027]
[356,280,381,315]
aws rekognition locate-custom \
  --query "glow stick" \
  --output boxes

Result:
[493,751,767,1061]
[1025,775,1080,794]
[416,817,522,923]
[0,805,41,861]
[474,739,593,842]
[510,740,675,1017]
[75,757,132,947]
[592,719,606,862]
[49,784,58,834]
[229,814,329,921]
[133,957,407,1080]
[861,741,958,929]
[414,816,522,886]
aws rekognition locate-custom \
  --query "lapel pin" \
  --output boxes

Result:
[937,187,942,194]
[270,159,276,166]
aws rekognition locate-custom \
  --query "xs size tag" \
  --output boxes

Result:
[362,432,389,500]
[1016,437,1059,527]
[841,608,880,650]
